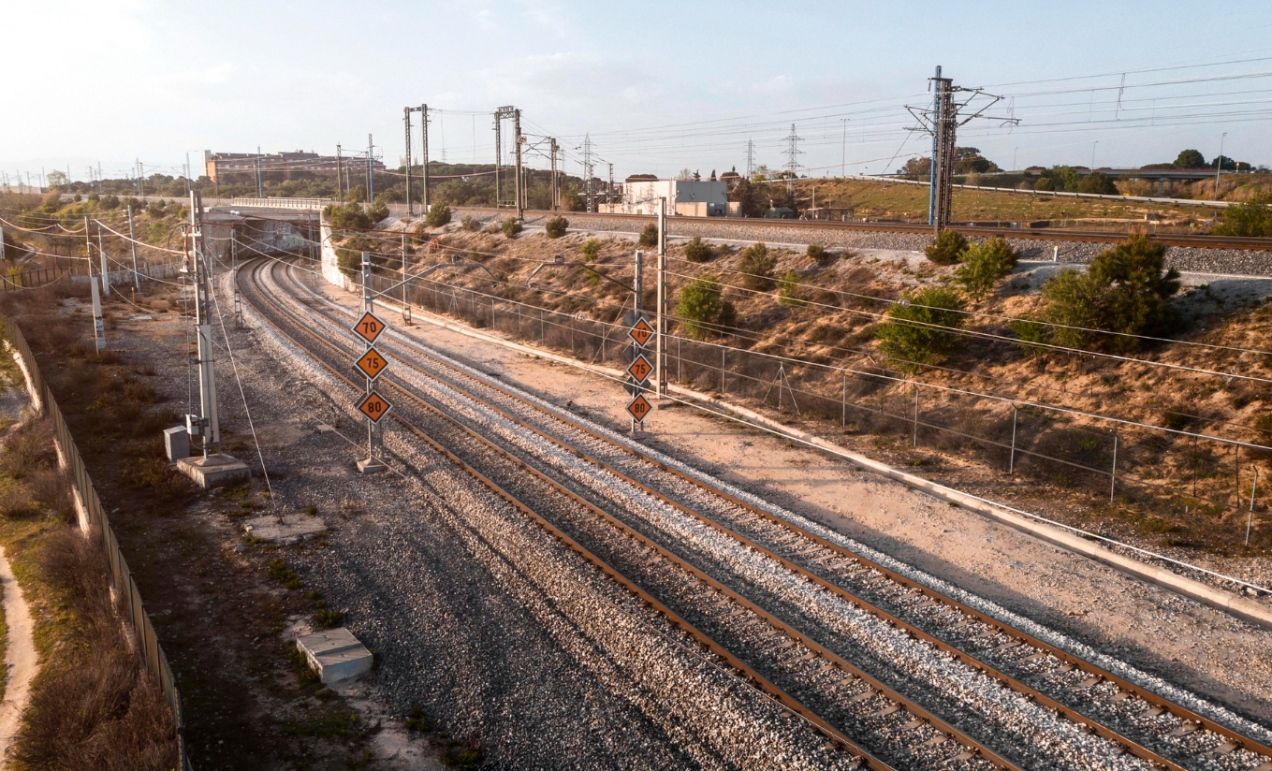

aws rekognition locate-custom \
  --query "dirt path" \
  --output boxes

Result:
[0,543,35,766]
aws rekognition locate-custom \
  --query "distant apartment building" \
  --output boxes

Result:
[606,177,738,216]
[202,150,384,181]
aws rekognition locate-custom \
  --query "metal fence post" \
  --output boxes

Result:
[721,347,726,393]
[1248,465,1259,546]
[912,385,919,448]
[1110,433,1119,504]
[1009,407,1018,474]
[1235,443,1241,510]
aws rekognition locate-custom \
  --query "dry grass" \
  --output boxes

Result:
[0,420,74,523]
[12,529,177,771]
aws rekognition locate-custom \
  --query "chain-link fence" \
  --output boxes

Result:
[352,264,1268,550]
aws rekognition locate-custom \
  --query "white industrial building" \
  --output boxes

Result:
[607,178,738,216]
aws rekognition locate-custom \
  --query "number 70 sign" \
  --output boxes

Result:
[351,311,386,344]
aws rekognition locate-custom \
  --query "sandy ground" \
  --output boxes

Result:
[0,545,34,768]
[0,375,38,768]
[306,274,1272,728]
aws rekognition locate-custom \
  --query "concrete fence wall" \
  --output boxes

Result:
[4,322,193,771]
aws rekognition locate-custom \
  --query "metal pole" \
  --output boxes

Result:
[421,105,430,211]
[232,230,240,326]
[655,197,667,399]
[721,346,726,394]
[367,134,374,201]
[97,223,110,294]
[514,109,524,219]
[841,371,847,427]
[84,215,92,274]
[401,232,411,324]
[404,107,413,218]
[1248,465,1258,546]
[127,204,140,291]
[633,249,643,315]
[494,110,501,208]
[191,191,219,456]
[1110,433,1118,504]
[927,65,941,225]
[1009,407,1018,474]
[362,252,374,461]
[256,146,263,199]
[912,385,919,448]
[90,274,105,352]
[336,144,343,200]
[550,139,559,211]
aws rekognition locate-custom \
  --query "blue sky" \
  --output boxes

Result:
[5,0,1272,184]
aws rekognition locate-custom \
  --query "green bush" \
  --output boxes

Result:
[375,189,403,205]
[544,216,569,238]
[581,238,601,262]
[954,237,1019,299]
[1016,234,1180,353]
[344,185,366,204]
[876,287,967,368]
[425,203,452,227]
[1033,177,1055,192]
[676,275,731,339]
[683,236,713,263]
[806,244,830,264]
[738,242,776,290]
[777,271,805,307]
[1078,171,1118,195]
[925,229,968,265]
[368,201,390,222]
[1212,194,1272,237]
[501,217,522,238]
[335,235,379,276]
[460,214,480,232]
[638,223,659,247]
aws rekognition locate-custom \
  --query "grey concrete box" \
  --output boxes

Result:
[176,453,249,489]
[163,426,189,461]
[295,628,373,684]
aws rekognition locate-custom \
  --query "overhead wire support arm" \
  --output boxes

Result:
[906,70,1020,234]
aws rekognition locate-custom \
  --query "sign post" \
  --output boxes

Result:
[354,252,390,473]
[626,313,655,434]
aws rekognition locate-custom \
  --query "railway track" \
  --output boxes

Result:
[454,206,1272,252]
[238,256,1272,770]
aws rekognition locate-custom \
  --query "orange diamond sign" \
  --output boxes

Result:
[357,391,392,423]
[626,353,654,383]
[351,311,387,344]
[355,347,389,381]
[628,317,654,348]
[626,393,653,422]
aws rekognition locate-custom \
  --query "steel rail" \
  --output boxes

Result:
[280,258,1272,771]
[456,206,1272,252]
[237,258,907,770]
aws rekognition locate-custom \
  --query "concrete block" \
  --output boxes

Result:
[176,453,249,489]
[163,426,189,461]
[243,513,327,544]
[296,628,372,684]
[356,457,388,474]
